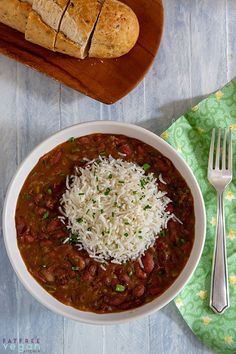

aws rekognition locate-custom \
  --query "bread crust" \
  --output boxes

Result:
[89,0,139,58]
[0,0,31,33]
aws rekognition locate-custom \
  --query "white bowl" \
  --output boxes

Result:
[3,121,206,324]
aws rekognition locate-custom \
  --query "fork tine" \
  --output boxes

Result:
[222,129,227,170]
[208,128,215,171]
[228,128,232,171]
[215,128,221,169]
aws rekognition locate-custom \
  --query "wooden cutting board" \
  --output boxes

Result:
[0,0,163,104]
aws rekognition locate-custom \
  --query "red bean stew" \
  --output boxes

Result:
[15,134,195,313]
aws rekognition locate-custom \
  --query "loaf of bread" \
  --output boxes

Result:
[0,0,140,59]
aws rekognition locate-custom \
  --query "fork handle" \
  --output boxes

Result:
[210,191,229,314]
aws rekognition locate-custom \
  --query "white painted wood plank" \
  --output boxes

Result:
[227,0,236,79]
[189,0,229,105]
[104,318,150,354]
[0,56,20,354]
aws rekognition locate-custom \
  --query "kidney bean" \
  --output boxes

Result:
[156,157,171,172]
[24,234,35,243]
[137,145,145,155]
[34,193,43,205]
[88,264,97,276]
[142,252,154,273]
[135,262,147,279]
[54,245,73,257]
[50,150,62,166]
[166,203,174,213]
[168,220,178,242]
[51,230,68,240]
[35,206,47,216]
[68,252,86,270]
[47,218,61,233]
[54,267,69,285]
[118,273,130,285]
[133,284,145,298]
[53,180,65,194]
[149,287,162,296]
[81,271,93,282]
[41,269,55,283]
[16,216,26,235]
[46,199,56,210]
[120,144,132,156]
[78,136,90,145]
[111,276,119,287]
[106,294,127,306]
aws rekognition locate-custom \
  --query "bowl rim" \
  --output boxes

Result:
[3,120,206,324]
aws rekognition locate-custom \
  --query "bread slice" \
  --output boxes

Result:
[89,0,139,58]
[55,0,104,59]
[0,0,32,33]
[25,0,70,51]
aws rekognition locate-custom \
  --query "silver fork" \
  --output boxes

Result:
[208,128,232,314]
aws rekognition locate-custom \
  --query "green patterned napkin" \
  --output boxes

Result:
[162,78,236,354]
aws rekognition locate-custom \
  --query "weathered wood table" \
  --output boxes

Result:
[0,1,235,353]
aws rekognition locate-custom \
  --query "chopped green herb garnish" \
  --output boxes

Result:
[159,230,166,237]
[112,212,115,217]
[178,238,186,245]
[124,233,128,237]
[72,266,79,271]
[132,191,137,195]
[97,186,100,192]
[24,193,32,200]
[102,231,105,236]
[101,209,104,214]
[114,202,118,207]
[92,199,96,204]
[79,192,85,196]
[76,218,83,223]
[128,271,133,277]
[108,174,113,179]
[138,236,143,239]
[68,234,79,244]
[68,137,75,142]
[47,188,52,194]
[144,205,152,210]
[124,221,130,225]
[104,188,111,196]
[92,212,96,218]
[87,227,92,231]
[118,180,125,184]
[59,172,65,176]
[115,284,125,292]
[86,209,90,214]
[142,163,151,171]
[96,176,99,182]
[42,211,49,220]
[76,275,80,283]
[100,151,106,156]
